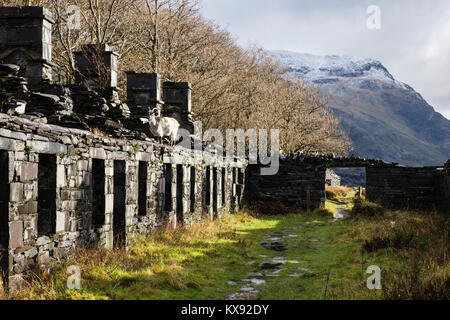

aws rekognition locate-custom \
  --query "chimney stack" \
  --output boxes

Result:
[74,44,119,98]
[0,6,54,86]
[126,72,163,118]
[162,81,194,133]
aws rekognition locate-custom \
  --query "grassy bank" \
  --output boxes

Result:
[1,202,448,300]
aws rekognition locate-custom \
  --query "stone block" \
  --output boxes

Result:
[126,204,136,218]
[56,211,66,233]
[10,183,24,202]
[24,247,38,258]
[8,274,25,292]
[15,162,38,182]
[78,160,89,171]
[57,165,66,188]
[37,251,50,265]
[104,195,113,215]
[67,164,77,176]
[105,231,113,250]
[9,221,23,249]
[105,167,114,176]
[0,137,17,151]
[35,236,51,247]
[61,200,77,211]
[28,141,67,154]
[90,148,106,159]
[17,201,37,215]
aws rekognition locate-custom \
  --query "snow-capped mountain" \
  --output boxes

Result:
[268,50,450,166]
[270,50,402,86]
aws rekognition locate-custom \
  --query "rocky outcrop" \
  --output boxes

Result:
[269,50,450,166]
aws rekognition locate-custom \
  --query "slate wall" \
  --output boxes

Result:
[0,114,245,290]
[245,162,326,210]
[365,166,441,210]
[246,160,448,213]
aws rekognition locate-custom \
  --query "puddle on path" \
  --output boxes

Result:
[226,217,333,299]
[334,208,350,220]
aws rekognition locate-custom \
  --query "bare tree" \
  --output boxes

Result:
[0,0,352,155]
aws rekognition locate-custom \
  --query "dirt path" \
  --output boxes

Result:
[227,221,323,300]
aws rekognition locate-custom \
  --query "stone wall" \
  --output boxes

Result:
[365,166,441,210]
[246,157,449,212]
[435,161,450,216]
[0,114,245,290]
[245,162,326,210]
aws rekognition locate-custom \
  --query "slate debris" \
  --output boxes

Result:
[0,64,29,115]
[0,63,138,138]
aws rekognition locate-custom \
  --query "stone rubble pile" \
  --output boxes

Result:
[0,64,28,115]
[0,63,137,138]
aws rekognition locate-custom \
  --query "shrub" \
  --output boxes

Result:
[360,210,449,299]
[352,198,386,218]
[383,253,450,300]
[312,207,333,217]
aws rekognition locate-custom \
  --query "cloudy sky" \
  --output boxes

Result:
[201,0,450,119]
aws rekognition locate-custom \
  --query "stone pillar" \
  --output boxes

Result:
[125,160,138,248]
[74,44,119,98]
[182,165,190,225]
[126,72,163,119]
[0,6,54,86]
[216,167,223,219]
[162,82,195,133]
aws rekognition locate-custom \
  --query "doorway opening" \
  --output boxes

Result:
[212,167,218,216]
[176,164,184,224]
[38,154,57,237]
[138,161,148,217]
[164,164,173,212]
[113,160,126,247]
[92,159,105,228]
[325,167,366,217]
[221,168,226,207]
[190,166,196,214]
[0,151,10,285]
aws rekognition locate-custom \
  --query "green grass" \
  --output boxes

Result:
[1,202,448,300]
[325,187,357,214]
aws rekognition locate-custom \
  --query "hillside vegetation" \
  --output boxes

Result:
[269,50,450,166]
[0,0,351,156]
[2,202,447,300]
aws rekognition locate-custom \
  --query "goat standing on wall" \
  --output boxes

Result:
[142,108,180,145]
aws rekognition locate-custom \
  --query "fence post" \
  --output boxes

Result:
[306,187,311,213]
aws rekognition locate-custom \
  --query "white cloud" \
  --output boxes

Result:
[200,0,450,119]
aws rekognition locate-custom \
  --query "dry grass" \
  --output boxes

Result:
[352,198,386,218]
[350,208,449,300]
[92,128,107,137]
[1,208,448,300]
[0,217,237,300]
[325,186,353,200]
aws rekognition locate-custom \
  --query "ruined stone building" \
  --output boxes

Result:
[0,6,449,292]
[0,6,246,290]
[246,156,450,213]
[325,169,341,187]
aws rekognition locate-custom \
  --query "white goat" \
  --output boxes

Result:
[144,108,180,145]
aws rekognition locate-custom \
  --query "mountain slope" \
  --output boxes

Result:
[269,50,450,166]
